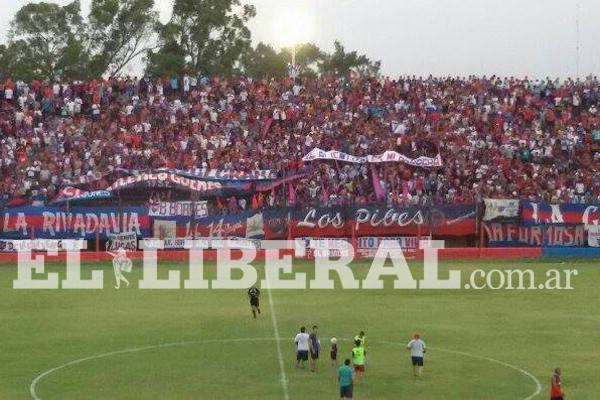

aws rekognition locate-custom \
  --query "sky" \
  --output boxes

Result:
[1,0,600,79]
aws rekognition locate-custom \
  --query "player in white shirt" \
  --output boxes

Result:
[406,333,426,376]
[294,326,310,369]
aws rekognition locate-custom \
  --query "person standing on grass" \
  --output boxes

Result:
[309,325,320,372]
[247,286,261,318]
[338,358,354,399]
[107,248,131,289]
[407,333,426,377]
[351,340,366,383]
[354,331,366,348]
[330,337,338,366]
[294,326,310,369]
[550,368,565,400]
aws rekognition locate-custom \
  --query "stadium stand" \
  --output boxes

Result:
[0,74,599,209]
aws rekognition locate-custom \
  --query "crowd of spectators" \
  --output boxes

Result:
[0,72,599,210]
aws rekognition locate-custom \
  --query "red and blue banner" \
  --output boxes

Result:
[520,201,600,226]
[484,222,588,247]
[146,205,476,240]
[1,207,150,239]
[291,204,476,237]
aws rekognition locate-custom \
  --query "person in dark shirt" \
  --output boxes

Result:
[248,286,261,318]
[330,337,338,366]
[309,325,320,372]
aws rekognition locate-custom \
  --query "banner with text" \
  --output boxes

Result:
[1,206,150,239]
[302,148,443,167]
[484,222,588,247]
[520,201,600,226]
[0,239,86,252]
[483,199,520,221]
[149,201,208,218]
[291,204,475,237]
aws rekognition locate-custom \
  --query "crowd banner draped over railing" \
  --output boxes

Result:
[290,204,475,237]
[483,199,519,221]
[154,167,279,181]
[484,223,588,247]
[302,148,443,167]
[2,202,599,249]
[139,205,475,245]
[108,173,225,193]
[107,170,308,197]
[0,239,86,252]
[481,201,600,248]
[107,232,137,251]
[148,200,208,218]
[52,187,113,204]
[520,201,600,226]
[0,206,150,239]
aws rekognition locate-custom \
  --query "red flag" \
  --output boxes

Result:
[261,117,274,138]
[288,182,296,206]
[321,183,328,203]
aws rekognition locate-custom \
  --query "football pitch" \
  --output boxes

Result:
[1,258,598,399]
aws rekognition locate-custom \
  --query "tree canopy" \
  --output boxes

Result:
[1,0,381,80]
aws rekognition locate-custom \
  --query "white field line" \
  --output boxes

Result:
[30,338,541,400]
[264,282,290,400]
[30,338,276,400]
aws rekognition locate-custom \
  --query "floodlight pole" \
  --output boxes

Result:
[291,44,297,82]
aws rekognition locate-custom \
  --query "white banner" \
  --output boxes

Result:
[483,199,520,221]
[302,148,442,167]
[107,232,137,251]
[148,200,208,218]
[588,225,600,247]
[293,236,422,258]
[357,236,421,250]
[0,239,86,252]
[142,237,261,250]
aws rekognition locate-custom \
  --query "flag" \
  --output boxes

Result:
[370,164,385,202]
[402,180,409,200]
[261,117,274,139]
[288,183,296,206]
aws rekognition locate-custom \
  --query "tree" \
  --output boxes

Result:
[242,42,324,80]
[0,41,37,81]
[88,0,159,77]
[242,42,287,79]
[8,1,85,79]
[145,39,188,78]
[319,40,380,77]
[3,0,158,80]
[147,0,256,77]
[280,43,323,77]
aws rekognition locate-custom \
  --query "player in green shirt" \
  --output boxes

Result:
[351,340,366,384]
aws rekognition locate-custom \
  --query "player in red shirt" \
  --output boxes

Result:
[550,368,564,400]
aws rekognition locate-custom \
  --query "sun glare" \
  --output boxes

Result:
[272,9,314,47]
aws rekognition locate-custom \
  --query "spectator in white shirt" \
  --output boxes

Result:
[407,333,426,377]
[294,326,310,369]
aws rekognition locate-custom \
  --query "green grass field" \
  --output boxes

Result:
[1,258,598,399]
